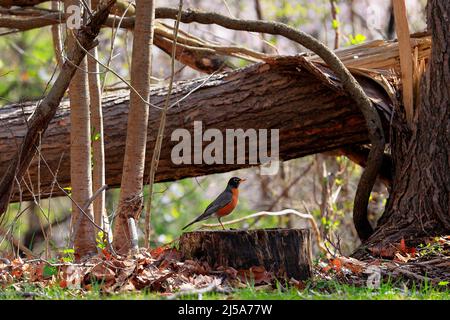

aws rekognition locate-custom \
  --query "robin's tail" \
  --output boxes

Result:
[182,217,200,230]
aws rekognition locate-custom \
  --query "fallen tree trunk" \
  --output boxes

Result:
[0,57,392,202]
[179,228,313,280]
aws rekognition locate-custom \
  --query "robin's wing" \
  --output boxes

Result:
[181,190,233,230]
[198,190,233,220]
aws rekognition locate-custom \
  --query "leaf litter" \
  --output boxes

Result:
[0,246,285,297]
[317,236,450,287]
[1,236,449,297]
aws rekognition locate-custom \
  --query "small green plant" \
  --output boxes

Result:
[91,127,101,142]
[332,19,340,30]
[43,258,58,278]
[347,34,366,46]
[417,241,444,257]
[63,186,72,197]
[96,231,107,250]
[60,248,75,263]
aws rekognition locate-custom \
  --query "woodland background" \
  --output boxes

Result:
[0,0,450,299]
[0,0,427,257]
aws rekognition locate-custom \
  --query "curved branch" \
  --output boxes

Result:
[155,7,385,242]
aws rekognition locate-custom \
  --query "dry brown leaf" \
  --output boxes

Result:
[29,262,45,282]
[368,245,397,258]
[118,279,136,292]
[112,258,136,269]
[330,258,342,272]
[217,265,239,278]
[62,265,83,289]
[237,266,273,284]
[59,279,67,289]
[289,278,306,290]
[150,245,170,258]
[338,257,365,274]
[90,263,116,282]
[394,252,413,263]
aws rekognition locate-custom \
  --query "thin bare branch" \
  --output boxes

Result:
[144,0,183,248]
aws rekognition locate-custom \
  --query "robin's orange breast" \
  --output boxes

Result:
[216,188,239,217]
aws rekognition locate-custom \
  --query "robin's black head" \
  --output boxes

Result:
[227,177,246,189]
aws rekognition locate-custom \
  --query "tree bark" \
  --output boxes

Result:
[0,0,114,218]
[50,0,63,66]
[356,0,449,253]
[0,58,392,203]
[112,0,155,254]
[65,0,97,258]
[88,0,110,238]
[179,229,313,280]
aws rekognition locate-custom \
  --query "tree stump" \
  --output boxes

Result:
[179,228,312,280]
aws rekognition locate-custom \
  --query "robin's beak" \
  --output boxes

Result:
[239,178,246,183]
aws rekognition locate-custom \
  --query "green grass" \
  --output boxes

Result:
[1,279,449,300]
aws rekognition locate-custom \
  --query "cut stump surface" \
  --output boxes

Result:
[179,228,312,280]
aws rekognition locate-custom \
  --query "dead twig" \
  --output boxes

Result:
[144,0,183,248]
[0,226,36,258]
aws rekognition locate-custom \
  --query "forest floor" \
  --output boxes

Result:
[0,236,449,300]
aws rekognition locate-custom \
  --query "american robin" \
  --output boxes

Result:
[182,177,246,230]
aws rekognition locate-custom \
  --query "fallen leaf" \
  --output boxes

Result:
[338,257,365,274]
[368,245,397,258]
[11,268,22,278]
[400,238,407,253]
[102,249,112,261]
[237,266,273,284]
[394,252,412,263]
[59,279,67,289]
[290,278,306,290]
[217,266,238,278]
[29,262,45,281]
[150,246,168,259]
[62,265,83,289]
[90,263,116,282]
[330,258,342,272]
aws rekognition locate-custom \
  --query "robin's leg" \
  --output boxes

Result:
[218,217,225,230]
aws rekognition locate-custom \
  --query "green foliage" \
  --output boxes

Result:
[60,248,75,263]
[347,34,367,46]
[96,231,107,250]
[0,29,55,104]
[264,0,329,30]
[91,127,101,142]
[42,265,57,278]
[331,19,340,30]
[417,241,444,257]
[274,2,308,21]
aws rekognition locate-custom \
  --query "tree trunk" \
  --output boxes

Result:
[179,229,313,280]
[357,0,449,252]
[0,58,393,203]
[88,0,110,237]
[50,0,63,66]
[0,1,114,219]
[65,0,97,259]
[113,0,155,254]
